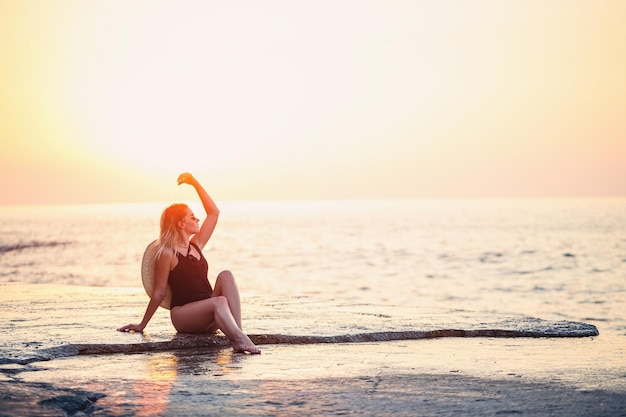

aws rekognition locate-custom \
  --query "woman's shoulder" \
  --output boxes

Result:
[155,245,177,263]
[155,247,179,273]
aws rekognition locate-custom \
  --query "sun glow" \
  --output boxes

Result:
[1,1,625,204]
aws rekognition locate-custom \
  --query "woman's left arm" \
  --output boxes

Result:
[178,173,220,250]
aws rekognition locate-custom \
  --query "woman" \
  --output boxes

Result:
[118,173,260,354]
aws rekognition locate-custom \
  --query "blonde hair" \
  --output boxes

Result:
[156,203,189,259]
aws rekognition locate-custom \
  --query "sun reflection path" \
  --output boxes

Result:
[128,347,250,415]
[133,353,178,417]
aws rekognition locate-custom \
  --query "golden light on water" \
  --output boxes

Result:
[133,353,178,417]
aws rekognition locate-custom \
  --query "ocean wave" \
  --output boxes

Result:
[0,241,73,254]
[509,266,555,275]
[478,252,505,263]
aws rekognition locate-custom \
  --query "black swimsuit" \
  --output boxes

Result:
[168,242,213,308]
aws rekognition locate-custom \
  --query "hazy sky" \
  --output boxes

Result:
[1,0,625,204]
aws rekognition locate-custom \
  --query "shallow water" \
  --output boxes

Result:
[1,198,625,336]
[11,338,626,417]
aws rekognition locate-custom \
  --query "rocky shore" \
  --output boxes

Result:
[1,283,624,416]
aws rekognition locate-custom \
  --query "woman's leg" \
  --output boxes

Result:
[170,296,260,354]
[212,270,242,330]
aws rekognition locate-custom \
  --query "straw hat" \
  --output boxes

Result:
[141,240,172,309]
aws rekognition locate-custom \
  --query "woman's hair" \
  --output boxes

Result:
[156,203,189,259]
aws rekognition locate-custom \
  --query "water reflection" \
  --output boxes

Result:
[173,347,244,377]
[133,353,178,417]
[130,347,247,415]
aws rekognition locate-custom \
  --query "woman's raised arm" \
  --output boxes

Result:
[177,173,220,250]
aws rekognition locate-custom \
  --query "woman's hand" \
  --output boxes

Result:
[117,323,145,333]
[177,172,197,186]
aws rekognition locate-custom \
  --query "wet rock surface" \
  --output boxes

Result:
[0,381,104,417]
[39,393,105,415]
[3,342,626,417]
[2,283,622,417]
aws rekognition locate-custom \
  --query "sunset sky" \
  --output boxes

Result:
[1,0,625,204]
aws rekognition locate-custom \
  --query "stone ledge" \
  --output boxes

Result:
[1,283,598,365]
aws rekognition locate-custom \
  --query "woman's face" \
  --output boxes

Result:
[180,209,200,234]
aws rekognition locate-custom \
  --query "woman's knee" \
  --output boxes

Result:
[216,270,237,288]
[212,295,229,308]
[217,270,235,282]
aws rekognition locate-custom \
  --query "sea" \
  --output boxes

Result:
[1,198,625,337]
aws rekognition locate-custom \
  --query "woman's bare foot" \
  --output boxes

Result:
[232,335,261,354]
[233,345,261,354]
